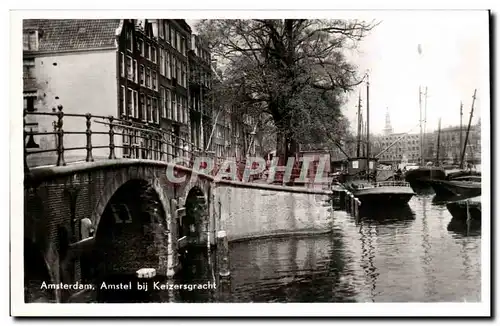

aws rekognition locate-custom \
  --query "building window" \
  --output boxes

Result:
[23,31,39,51]
[153,97,159,123]
[24,96,36,112]
[159,49,165,76]
[146,68,151,88]
[152,71,157,90]
[164,21,170,43]
[176,32,180,52]
[166,89,172,119]
[147,96,152,122]
[151,46,157,63]
[178,96,183,123]
[120,86,126,116]
[140,65,145,85]
[159,20,164,39]
[133,59,138,83]
[169,54,174,80]
[165,51,170,79]
[137,38,143,56]
[145,43,150,60]
[127,88,133,117]
[170,28,175,47]
[140,93,146,121]
[160,87,166,118]
[126,30,133,52]
[181,37,185,56]
[23,58,35,79]
[182,63,187,87]
[172,93,177,121]
[177,59,181,82]
[126,56,133,80]
[133,90,138,118]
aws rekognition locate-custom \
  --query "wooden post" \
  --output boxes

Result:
[56,105,66,166]
[351,194,355,215]
[85,113,94,162]
[217,230,230,277]
[466,200,471,236]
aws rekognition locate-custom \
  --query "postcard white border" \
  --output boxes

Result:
[9,5,493,318]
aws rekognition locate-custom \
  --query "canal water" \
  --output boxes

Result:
[93,193,481,303]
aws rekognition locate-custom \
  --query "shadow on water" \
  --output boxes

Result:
[358,204,415,226]
[174,245,217,302]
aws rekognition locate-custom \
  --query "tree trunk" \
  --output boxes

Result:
[276,130,287,164]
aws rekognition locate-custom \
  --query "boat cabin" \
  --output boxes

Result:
[346,157,378,175]
[337,157,379,184]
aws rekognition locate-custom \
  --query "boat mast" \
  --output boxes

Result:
[459,101,463,162]
[366,72,370,177]
[436,118,441,165]
[356,92,362,157]
[423,86,428,162]
[419,86,423,166]
[459,89,477,169]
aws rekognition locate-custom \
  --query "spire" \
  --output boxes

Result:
[383,107,393,135]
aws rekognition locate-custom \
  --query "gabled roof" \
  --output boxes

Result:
[23,19,121,53]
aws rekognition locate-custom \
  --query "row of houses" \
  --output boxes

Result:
[23,19,261,167]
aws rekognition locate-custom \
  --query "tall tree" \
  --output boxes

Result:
[197,19,377,159]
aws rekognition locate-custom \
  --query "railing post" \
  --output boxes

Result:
[85,113,94,162]
[23,110,29,173]
[108,116,116,159]
[56,105,66,166]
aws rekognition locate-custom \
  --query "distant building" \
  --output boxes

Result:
[435,124,481,164]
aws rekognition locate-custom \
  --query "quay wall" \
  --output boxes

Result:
[213,182,333,242]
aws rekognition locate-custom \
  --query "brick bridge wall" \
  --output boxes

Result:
[24,159,212,302]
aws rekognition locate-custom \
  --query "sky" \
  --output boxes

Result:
[187,12,489,134]
[342,11,489,134]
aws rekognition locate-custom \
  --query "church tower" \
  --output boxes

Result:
[383,107,393,135]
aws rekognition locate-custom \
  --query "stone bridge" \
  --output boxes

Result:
[24,159,333,303]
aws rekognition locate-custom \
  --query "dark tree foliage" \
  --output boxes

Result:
[196,19,377,158]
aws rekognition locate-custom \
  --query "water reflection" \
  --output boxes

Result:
[420,197,438,299]
[87,193,481,303]
[227,231,358,302]
[358,221,378,302]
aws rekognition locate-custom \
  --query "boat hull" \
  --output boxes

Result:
[427,180,481,198]
[446,197,481,222]
[351,186,415,205]
[405,167,446,192]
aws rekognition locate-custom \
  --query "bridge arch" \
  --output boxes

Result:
[89,166,172,283]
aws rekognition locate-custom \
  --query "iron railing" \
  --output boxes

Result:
[374,181,412,188]
[24,105,205,172]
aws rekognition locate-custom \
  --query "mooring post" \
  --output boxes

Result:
[466,200,471,236]
[355,199,361,224]
[217,230,230,277]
